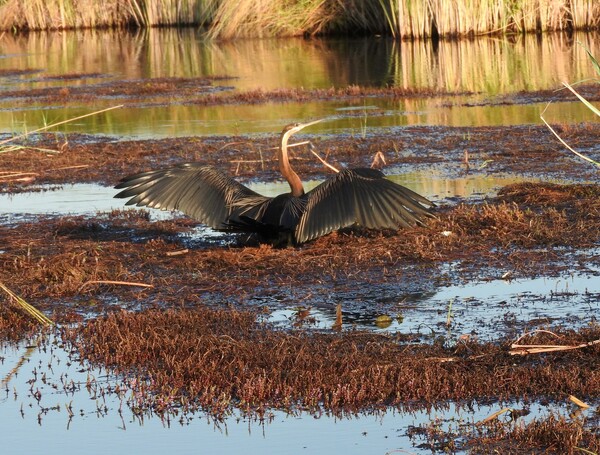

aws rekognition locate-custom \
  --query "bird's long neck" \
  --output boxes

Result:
[279,131,305,197]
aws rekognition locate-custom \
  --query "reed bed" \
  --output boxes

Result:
[63,308,600,416]
[0,0,598,38]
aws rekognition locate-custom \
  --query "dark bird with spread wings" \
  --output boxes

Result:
[114,120,434,246]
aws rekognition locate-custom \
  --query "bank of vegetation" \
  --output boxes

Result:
[0,0,598,39]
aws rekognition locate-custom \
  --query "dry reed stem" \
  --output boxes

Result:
[477,407,513,425]
[0,171,38,183]
[309,144,339,173]
[510,329,600,355]
[0,105,123,148]
[510,339,600,355]
[0,281,53,326]
[568,395,590,409]
[165,249,189,256]
[78,280,154,292]
[541,103,600,168]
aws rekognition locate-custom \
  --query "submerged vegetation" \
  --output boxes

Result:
[0,0,599,38]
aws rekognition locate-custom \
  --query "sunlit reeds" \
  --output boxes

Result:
[208,0,600,39]
[0,281,53,326]
[0,0,599,38]
[541,45,600,168]
[378,0,600,38]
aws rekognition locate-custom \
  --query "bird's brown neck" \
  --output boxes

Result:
[279,130,305,197]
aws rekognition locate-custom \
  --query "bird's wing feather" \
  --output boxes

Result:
[295,168,434,243]
[114,163,268,229]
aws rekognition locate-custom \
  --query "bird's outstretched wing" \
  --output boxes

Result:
[295,168,434,243]
[114,163,268,229]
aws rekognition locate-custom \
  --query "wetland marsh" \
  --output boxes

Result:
[1,29,599,454]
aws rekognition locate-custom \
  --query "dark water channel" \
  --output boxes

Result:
[1,30,599,454]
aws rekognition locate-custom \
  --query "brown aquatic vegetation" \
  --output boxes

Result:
[3,71,598,110]
[1,122,599,190]
[411,411,600,454]
[492,414,600,454]
[62,307,600,416]
[0,305,40,342]
[1,182,600,310]
[0,76,232,104]
[0,77,460,108]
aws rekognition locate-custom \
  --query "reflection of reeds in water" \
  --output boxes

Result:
[1,29,599,95]
[0,0,599,38]
[0,29,599,135]
[387,32,600,93]
[126,0,215,27]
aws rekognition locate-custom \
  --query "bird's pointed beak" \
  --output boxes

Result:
[290,118,324,134]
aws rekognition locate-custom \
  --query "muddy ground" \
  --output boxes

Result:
[1,76,599,452]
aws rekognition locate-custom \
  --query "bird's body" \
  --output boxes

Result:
[115,121,434,246]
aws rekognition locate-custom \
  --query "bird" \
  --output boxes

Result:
[114,120,434,246]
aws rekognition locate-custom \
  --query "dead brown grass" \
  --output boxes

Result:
[2,123,598,189]
[0,77,460,107]
[62,307,600,416]
[468,412,600,454]
[0,304,40,342]
[1,182,599,309]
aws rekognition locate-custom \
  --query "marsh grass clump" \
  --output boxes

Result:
[0,81,457,110]
[62,308,600,417]
[411,411,600,454]
[2,183,600,308]
[0,305,41,342]
[466,412,600,454]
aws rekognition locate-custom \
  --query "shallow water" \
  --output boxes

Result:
[0,171,541,221]
[0,30,599,137]
[1,176,597,341]
[0,335,593,455]
[268,269,600,340]
[2,29,599,453]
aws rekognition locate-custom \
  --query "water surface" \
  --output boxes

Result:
[0,336,591,455]
[1,29,598,454]
[0,30,598,137]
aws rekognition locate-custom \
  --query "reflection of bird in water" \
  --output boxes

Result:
[114,120,434,246]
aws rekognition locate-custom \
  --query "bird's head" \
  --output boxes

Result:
[281,119,323,143]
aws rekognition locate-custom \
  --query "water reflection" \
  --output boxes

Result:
[1,29,598,92]
[267,271,600,340]
[0,30,598,137]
